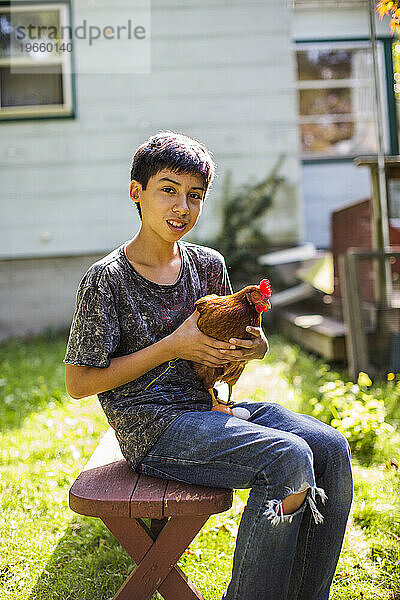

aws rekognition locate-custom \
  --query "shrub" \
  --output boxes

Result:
[206,158,286,290]
[309,372,395,462]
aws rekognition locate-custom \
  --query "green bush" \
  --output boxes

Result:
[205,159,286,290]
[264,335,400,464]
[309,372,396,462]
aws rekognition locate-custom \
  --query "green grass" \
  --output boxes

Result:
[0,332,399,599]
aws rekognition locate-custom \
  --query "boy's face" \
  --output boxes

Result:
[130,169,206,241]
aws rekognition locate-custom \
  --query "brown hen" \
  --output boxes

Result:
[189,279,271,407]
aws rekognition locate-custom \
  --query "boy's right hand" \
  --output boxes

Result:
[168,310,237,367]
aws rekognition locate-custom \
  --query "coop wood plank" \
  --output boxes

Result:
[258,243,318,265]
[164,480,233,516]
[354,155,400,180]
[130,475,168,518]
[278,314,346,361]
[339,252,371,378]
[270,283,318,308]
[354,155,400,167]
[279,309,346,337]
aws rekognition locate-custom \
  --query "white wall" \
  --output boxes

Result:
[0,254,103,340]
[292,3,391,40]
[0,0,302,337]
[301,162,372,248]
[1,0,302,261]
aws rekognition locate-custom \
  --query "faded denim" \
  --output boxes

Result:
[136,400,353,600]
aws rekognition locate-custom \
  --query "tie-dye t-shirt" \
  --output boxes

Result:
[64,239,233,470]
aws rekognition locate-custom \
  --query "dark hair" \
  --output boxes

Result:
[130,131,216,219]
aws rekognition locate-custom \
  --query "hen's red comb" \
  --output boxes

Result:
[259,278,271,298]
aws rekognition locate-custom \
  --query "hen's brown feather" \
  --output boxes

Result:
[188,287,262,399]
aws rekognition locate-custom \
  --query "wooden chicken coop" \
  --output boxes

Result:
[331,197,400,308]
[274,156,400,375]
[336,156,400,376]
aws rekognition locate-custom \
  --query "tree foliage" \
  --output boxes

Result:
[210,154,286,289]
[376,1,400,34]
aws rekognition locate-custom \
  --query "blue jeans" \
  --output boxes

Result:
[136,400,353,600]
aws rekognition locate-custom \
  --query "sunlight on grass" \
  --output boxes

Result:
[1,332,399,599]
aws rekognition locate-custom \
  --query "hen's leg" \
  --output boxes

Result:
[210,384,235,408]
[209,387,233,415]
[208,387,219,407]
[219,383,235,406]
[228,383,233,404]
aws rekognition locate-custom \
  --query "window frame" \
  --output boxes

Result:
[293,1,367,7]
[388,38,400,155]
[294,38,395,163]
[0,0,75,122]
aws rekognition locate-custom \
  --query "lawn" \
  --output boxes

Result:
[0,332,399,600]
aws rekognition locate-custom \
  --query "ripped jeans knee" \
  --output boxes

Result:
[266,483,328,526]
[253,436,328,527]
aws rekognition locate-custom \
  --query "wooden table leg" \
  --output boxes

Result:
[150,517,168,538]
[102,514,209,600]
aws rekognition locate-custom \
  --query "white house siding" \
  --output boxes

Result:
[0,254,104,340]
[293,5,392,248]
[302,162,371,248]
[1,0,302,339]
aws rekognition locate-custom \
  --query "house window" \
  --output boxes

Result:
[295,41,388,159]
[0,3,73,120]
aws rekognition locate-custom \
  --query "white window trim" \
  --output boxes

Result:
[294,39,390,159]
[0,2,73,120]
[293,1,367,7]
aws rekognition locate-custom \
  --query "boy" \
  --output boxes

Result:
[64,131,352,600]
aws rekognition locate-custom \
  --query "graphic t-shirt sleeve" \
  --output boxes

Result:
[64,277,120,368]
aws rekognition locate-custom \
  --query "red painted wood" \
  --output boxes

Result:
[331,199,373,301]
[106,514,209,600]
[150,517,168,538]
[130,474,168,518]
[69,429,138,517]
[164,480,233,516]
[70,428,232,519]
[70,428,234,599]
[103,515,206,600]
[69,460,138,518]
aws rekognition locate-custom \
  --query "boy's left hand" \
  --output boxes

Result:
[220,326,269,361]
